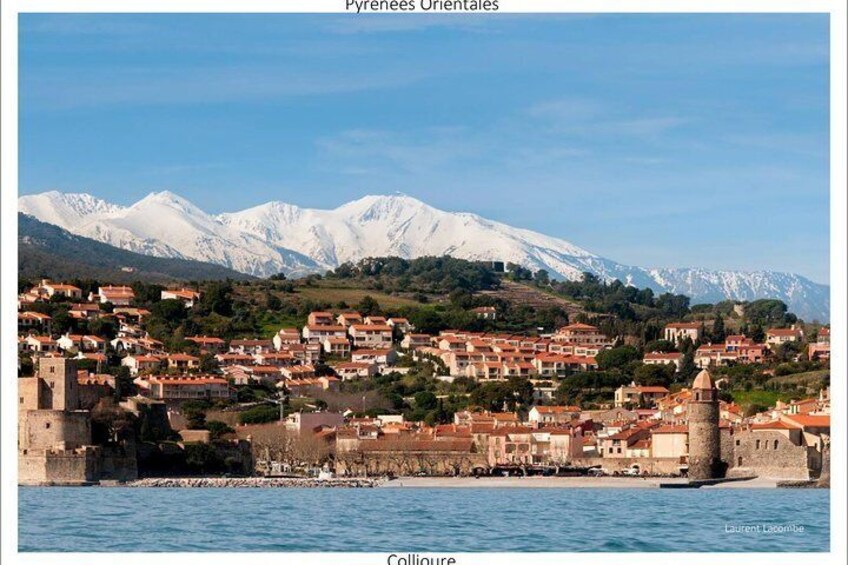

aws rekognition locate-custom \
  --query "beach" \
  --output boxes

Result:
[379,476,782,488]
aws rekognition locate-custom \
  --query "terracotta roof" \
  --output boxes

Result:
[766,328,800,336]
[644,352,681,360]
[187,336,225,344]
[751,420,796,430]
[560,323,599,331]
[163,289,200,300]
[783,414,830,428]
[167,353,199,362]
[634,386,670,394]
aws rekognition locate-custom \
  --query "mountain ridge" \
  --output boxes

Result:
[18,213,256,283]
[18,190,829,321]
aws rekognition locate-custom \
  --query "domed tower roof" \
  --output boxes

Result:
[693,369,715,390]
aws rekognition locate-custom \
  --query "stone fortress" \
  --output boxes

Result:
[18,357,137,485]
[687,368,828,483]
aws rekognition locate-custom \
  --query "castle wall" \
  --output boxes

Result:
[720,427,736,468]
[730,430,818,480]
[572,457,685,476]
[335,451,487,477]
[18,378,46,410]
[100,445,139,481]
[18,358,138,485]
[19,448,100,485]
[19,410,91,451]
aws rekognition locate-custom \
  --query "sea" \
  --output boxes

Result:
[18,486,829,552]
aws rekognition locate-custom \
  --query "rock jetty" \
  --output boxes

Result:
[124,477,379,488]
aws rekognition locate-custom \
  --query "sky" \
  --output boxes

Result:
[19,14,830,283]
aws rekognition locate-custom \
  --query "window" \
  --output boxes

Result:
[755,439,761,449]
[774,440,779,450]
[738,457,743,466]
[735,439,740,446]
[20,397,24,404]
[45,422,51,429]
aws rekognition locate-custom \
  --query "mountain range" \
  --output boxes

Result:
[18,190,829,321]
[19,213,254,284]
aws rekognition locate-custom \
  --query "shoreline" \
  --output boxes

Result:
[378,476,783,489]
[21,475,799,489]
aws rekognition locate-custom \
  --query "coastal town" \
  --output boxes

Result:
[17,270,831,487]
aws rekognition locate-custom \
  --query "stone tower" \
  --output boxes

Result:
[38,356,80,411]
[687,369,722,480]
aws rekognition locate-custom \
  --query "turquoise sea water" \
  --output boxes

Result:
[19,487,828,552]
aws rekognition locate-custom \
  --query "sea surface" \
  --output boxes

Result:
[19,486,829,552]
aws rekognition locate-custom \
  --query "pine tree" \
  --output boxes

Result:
[678,351,698,382]
[712,315,726,343]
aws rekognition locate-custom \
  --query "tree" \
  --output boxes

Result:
[113,366,136,400]
[633,363,675,387]
[357,295,381,316]
[656,293,691,318]
[414,391,438,411]
[151,299,188,324]
[200,281,234,316]
[596,346,639,371]
[199,353,220,373]
[644,339,675,353]
[677,352,698,381]
[206,420,235,440]
[239,404,281,425]
[744,299,787,325]
[181,400,210,430]
[711,315,726,344]
[749,324,766,343]
[91,398,137,444]
[266,293,282,311]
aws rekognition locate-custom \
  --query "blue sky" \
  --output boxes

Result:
[19,14,830,283]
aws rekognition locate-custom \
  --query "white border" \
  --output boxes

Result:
[2,2,845,565]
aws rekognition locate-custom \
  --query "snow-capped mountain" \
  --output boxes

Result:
[19,190,829,320]
[19,190,320,277]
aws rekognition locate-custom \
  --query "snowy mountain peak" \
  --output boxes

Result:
[130,190,206,216]
[335,193,429,219]
[18,190,830,320]
[18,191,123,230]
